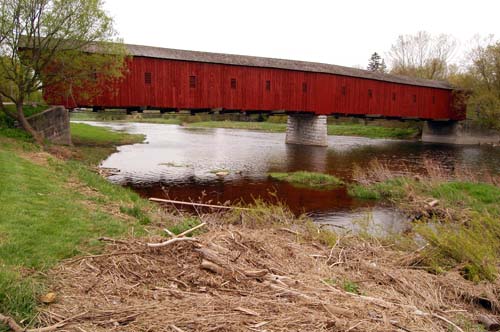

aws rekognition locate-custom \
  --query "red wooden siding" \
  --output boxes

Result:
[44,56,466,120]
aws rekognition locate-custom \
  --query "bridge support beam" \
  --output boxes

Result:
[285,114,328,146]
[422,120,500,145]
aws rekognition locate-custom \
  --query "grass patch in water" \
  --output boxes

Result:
[269,171,343,189]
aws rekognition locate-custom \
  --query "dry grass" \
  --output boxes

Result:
[24,215,498,332]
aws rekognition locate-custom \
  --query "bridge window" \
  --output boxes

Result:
[302,82,307,93]
[144,72,152,85]
[189,75,196,88]
[392,92,396,101]
[413,94,417,103]
[265,80,271,91]
[341,86,346,96]
[368,89,373,98]
[231,78,237,89]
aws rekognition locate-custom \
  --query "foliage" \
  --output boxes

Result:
[387,31,457,80]
[269,171,344,189]
[367,52,387,73]
[0,0,126,141]
[450,38,500,129]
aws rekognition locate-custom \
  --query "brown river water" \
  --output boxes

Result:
[77,121,500,231]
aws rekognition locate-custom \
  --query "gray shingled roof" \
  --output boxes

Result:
[124,43,452,90]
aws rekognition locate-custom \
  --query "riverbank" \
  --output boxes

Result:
[70,111,420,139]
[1,124,499,331]
[0,125,148,324]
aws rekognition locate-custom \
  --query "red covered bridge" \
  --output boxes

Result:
[44,43,467,146]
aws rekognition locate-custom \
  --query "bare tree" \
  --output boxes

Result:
[387,31,457,80]
[0,0,126,143]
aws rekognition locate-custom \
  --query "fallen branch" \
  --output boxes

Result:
[175,222,207,238]
[146,236,199,248]
[147,223,207,247]
[477,314,500,331]
[149,197,251,210]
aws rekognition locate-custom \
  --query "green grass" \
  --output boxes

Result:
[70,123,145,166]
[269,171,344,189]
[188,121,287,132]
[168,217,203,237]
[327,124,418,139]
[71,122,144,146]
[349,176,500,281]
[0,124,151,325]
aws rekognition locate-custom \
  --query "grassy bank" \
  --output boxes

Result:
[349,161,500,281]
[70,122,145,165]
[269,171,344,189]
[0,125,150,323]
[70,111,419,139]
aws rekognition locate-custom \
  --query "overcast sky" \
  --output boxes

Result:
[103,0,499,68]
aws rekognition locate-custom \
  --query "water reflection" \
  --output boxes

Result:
[74,121,500,228]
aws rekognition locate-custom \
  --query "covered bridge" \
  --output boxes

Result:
[44,43,467,145]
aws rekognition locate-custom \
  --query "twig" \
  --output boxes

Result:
[176,222,206,238]
[430,313,465,332]
[170,325,186,332]
[146,236,199,248]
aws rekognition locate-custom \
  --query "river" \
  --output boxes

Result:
[76,121,500,231]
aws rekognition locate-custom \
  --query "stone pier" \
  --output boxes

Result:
[285,114,328,146]
[422,120,500,145]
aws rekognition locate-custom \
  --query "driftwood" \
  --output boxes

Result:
[478,314,500,331]
[147,223,206,247]
[146,236,198,248]
[149,197,251,210]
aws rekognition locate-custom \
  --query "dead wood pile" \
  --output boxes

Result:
[23,223,500,331]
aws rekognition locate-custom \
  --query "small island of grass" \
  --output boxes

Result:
[269,171,344,189]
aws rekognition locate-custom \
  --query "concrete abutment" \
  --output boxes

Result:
[422,120,500,145]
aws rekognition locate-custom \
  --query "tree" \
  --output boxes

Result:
[367,52,387,73]
[451,36,500,129]
[0,0,126,143]
[387,31,457,80]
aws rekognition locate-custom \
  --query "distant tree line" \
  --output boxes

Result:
[367,31,500,129]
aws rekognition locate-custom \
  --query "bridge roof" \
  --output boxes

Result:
[125,43,452,90]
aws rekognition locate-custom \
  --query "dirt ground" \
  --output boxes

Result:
[34,217,499,332]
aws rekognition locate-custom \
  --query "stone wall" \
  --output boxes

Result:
[26,106,72,145]
[422,120,500,145]
[285,114,328,146]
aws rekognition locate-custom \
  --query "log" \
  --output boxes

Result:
[477,314,500,331]
[201,259,226,275]
[149,197,251,210]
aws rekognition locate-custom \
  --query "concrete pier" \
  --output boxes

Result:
[422,121,500,145]
[285,114,328,146]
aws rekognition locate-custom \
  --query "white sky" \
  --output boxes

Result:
[103,0,500,68]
